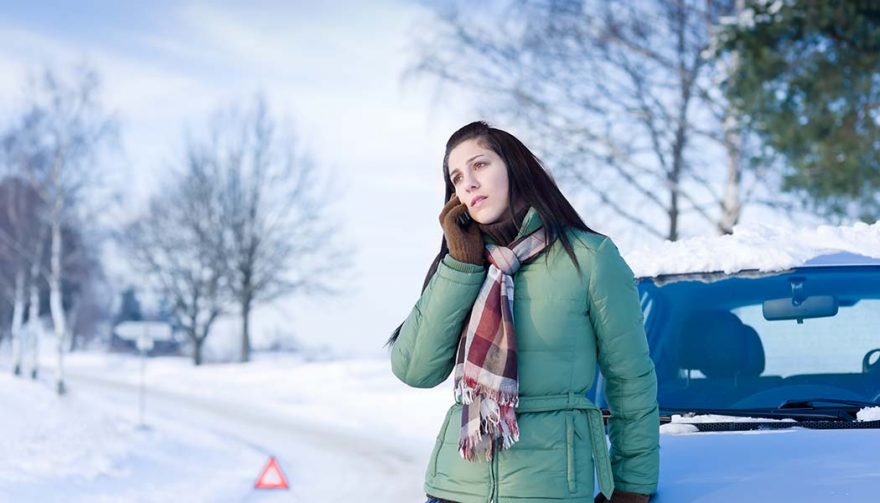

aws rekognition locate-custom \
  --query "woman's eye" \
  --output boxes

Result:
[451,174,461,184]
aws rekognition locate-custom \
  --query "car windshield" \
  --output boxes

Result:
[593,265,880,413]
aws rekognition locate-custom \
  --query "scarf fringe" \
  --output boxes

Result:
[458,410,521,462]
[456,378,522,463]
[459,429,489,462]
[455,376,519,408]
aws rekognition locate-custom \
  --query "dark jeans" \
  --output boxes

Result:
[425,494,456,503]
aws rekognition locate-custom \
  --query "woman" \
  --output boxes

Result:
[385,121,659,503]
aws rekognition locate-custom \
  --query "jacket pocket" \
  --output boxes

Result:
[430,406,456,478]
[566,411,576,493]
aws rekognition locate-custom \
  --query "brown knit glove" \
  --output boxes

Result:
[594,490,652,503]
[439,194,485,265]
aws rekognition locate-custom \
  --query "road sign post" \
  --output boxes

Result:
[136,330,154,429]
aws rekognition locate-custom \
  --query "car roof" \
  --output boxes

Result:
[798,251,880,267]
[635,251,880,285]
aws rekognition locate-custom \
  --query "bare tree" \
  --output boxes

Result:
[211,96,352,362]
[405,0,803,240]
[120,145,228,366]
[4,64,117,393]
[0,176,45,377]
[120,96,352,364]
[59,224,109,352]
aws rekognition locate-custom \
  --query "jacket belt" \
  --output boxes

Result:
[455,391,615,500]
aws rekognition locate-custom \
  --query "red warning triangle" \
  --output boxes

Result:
[254,456,290,489]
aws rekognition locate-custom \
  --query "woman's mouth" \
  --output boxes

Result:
[471,196,487,208]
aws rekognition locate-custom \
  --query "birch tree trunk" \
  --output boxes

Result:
[11,269,25,376]
[26,253,41,379]
[718,0,745,235]
[49,217,67,394]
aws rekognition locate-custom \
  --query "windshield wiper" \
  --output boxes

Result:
[659,402,876,423]
[774,398,880,420]
[659,399,880,427]
[778,397,880,410]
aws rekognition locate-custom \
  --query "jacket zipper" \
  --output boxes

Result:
[490,442,499,503]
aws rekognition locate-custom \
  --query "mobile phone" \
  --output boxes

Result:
[456,210,473,227]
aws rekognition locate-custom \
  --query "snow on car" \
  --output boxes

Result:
[589,219,880,501]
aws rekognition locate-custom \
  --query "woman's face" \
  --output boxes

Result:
[447,138,510,224]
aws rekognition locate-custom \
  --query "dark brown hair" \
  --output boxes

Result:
[383,120,604,349]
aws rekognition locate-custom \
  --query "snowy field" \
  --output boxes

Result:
[0,341,451,502]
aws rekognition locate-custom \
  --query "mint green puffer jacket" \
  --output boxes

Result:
[390,207,659,503]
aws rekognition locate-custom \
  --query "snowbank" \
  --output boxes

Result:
[626,220,880,278]
[660,413,798,435]
[0,371,260,501]
[857,406,880,422]
[0,373,131,484]
[669,413,797,424]
[659,423,699,435]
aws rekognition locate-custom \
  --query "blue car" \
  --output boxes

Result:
[589,250,880,501]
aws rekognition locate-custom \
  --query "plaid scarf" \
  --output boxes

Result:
[453,221,549,462]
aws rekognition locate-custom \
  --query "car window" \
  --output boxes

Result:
[734,299,880,377]
[609,266,880,411]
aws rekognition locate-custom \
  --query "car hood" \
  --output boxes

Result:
[648,426,880,502]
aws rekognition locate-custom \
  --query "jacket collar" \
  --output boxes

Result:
[482,206,542,245]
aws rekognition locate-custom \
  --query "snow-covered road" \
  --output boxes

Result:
[62,366,423,502]
[0,348,451,502]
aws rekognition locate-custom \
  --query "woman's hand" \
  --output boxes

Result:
[594,490,652,503]
[439,194,485,265]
